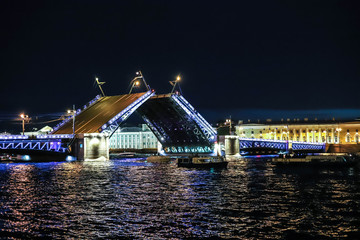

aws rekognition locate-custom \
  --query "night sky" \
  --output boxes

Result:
[1,0,360,128]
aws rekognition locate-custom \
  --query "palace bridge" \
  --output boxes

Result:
[1,88,325,160]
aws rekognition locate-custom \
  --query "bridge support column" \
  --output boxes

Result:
[225,135,239,155]
[73,133,109,160]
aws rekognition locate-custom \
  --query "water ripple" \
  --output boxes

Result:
[0,158,359,239]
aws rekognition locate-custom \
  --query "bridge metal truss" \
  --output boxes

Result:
[0,139,68,153]
[239,138,326,151]
[100,90,155,137]
[171,94,217,142]
[239,138,288,150]
[291,141,325,151]
[141,115,170,143]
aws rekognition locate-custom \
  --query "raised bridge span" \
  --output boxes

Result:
[1,89,323,160]
[40,90,215,159]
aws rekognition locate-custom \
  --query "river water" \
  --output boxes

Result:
[0,157,359,239]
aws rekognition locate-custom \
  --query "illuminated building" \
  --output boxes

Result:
[109,124,158,150]
[24,126,53,136]
[235,119,360,145]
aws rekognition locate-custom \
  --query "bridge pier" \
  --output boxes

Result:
[73,133,109,160]
[225,136,239,155]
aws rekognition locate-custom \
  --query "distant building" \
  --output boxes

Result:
[236,120,360,144]
[109,124,158,149]
[24,126,53,136]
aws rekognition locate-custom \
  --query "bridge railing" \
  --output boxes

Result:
[238,137,326,151]
[0,134,74,140]
[0,139,68,153]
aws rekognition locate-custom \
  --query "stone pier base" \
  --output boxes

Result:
[225,136,239,155]
[73,133,109,160]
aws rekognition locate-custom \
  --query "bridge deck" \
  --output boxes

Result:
[53,92,147,134]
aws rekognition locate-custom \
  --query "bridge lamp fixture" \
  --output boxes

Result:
[129,71,150,93]
[129,80,141,94]
[170,75,182,93]
[67,105,76,135]
[20,114,29,136]
[95,77,106,97]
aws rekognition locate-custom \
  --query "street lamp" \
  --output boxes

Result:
[170,75,181,93]
[95,77,106,97]
[129,71,150,94]
[129,80,140,94]
[20,114,30,135]
[67,105,76,135]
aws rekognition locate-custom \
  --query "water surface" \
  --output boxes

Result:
[0,157,359,239]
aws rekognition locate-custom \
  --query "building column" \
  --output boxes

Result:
[306,128,309,142]
[324,129,328,143]
[311,129,315,142]
[293,129,296,141]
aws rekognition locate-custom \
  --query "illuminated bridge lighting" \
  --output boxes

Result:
[238,137,326,152]
[0,139,68,153]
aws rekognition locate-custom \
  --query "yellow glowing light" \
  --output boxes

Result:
[176,75,181,81]
[20,114,24,119]
[135,81,140,86]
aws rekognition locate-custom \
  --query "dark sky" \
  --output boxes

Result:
[1,0,360,123]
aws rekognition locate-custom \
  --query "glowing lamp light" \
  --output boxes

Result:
[176,75,181,81]
[135,81,140,86]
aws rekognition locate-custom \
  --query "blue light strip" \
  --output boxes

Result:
[101,90,155,135]
[0,139,68,153]
[238,137,326,151]
[37,134,74,139]
[0,135,29,140]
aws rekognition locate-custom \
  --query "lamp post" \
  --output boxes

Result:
[20,114,30,135]
[129,80,140,94]
[95,77,106,97]
[129,71,150,94]
[68,105,76,135]
[170,75,181,94]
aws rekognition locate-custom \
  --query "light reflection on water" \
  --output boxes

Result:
[0,157,359,239]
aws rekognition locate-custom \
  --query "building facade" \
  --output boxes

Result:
[109,124,158,149]
[236,120,360,144]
